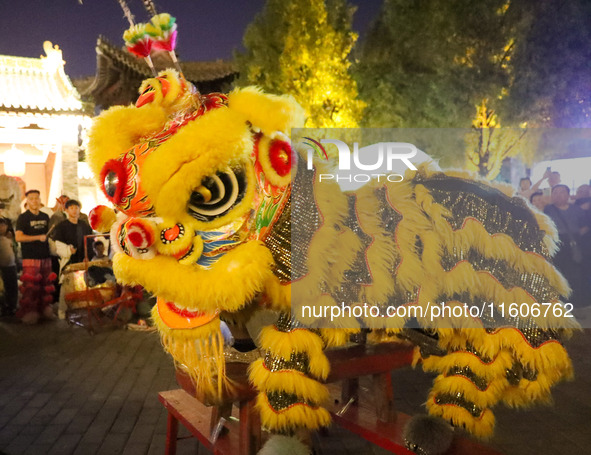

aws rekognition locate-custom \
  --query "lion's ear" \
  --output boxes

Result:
[227,87,306,137]
[256,135,293,188]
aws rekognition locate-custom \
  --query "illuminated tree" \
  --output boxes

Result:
[356,0,519,129]
[235,0,365,127]
[465,100,532,180]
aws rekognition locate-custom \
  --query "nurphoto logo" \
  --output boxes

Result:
[303,139,418,183]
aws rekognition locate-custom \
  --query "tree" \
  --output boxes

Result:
[498,0,591,128]
[235,0,365,127]
[356,0,520,129]
[465,99,533,180]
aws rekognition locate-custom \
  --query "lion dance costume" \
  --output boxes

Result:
[86,24,577,454]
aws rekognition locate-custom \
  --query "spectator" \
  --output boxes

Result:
[15,190,56,324]
[53,200,94,319]
[0,218,18,317]
[91,238,108,261]
[53,199,94,270]
[530,191,545,211]
[544,185,589,308]
[518,169,550,200]
[574,183,591,308]
[549,171,561,188]
[575,184,591,201]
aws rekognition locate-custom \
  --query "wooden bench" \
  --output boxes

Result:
[159,341,501,455]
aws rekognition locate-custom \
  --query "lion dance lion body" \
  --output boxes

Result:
[87,70,577,451]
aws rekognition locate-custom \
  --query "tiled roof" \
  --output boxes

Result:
[0,41,84,114]
[96,36,237,82]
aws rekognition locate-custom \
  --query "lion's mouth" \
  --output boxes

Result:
[156,298,220,329]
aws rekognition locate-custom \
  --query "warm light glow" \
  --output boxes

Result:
[3,144,26,176]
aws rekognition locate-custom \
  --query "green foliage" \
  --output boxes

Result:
[498,0,591,128]
[356,0,517,130]
[235,0,365,127]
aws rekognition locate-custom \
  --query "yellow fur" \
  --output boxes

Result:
[87,104,168,185]
[259,326,330,381]
[426,394,496,439]
[228,87,306,137]
[256,393,331,432]
[114,241,274,312]
[249,359,330,404]
[141,108,255,227]
[257,135,292,188]
[151,308,229,402]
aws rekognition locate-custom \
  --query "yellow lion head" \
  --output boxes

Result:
[87,70,302,337]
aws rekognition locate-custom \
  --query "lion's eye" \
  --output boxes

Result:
[188,167,246,221]
[100,159,127,205]
[104,171,119,198]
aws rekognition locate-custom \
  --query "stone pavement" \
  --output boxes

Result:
[0,319,590,455]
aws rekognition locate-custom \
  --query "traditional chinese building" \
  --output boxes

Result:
[0,41,92,206]
[82,36,237,109]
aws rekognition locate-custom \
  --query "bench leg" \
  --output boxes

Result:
[165,411,179,455]
[372,372,396,423]
[239,399,261,455]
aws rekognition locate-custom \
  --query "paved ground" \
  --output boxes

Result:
[0,318,590,455]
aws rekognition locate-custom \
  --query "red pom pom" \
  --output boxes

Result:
[126,219,154,248]
[44,285,55,294]
[42,295,54,304]
[268,140,292,177]
[21,273,36,282]
[34,274,43,283]
[127,231,144,247]
[46,272,57,283]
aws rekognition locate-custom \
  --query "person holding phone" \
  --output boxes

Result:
[518,167,551,200]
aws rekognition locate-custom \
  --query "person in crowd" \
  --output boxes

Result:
[53,199,94,319]
[53,199,94,269]
[15,190,56,324]
[86,238,115,287]
[530,191,545,211]
[544,184,589,308]
[548,171,561,188]
[575,184,591,201]
[0,218,18,317]
[91,238,108,261]
[574,183,591,308]
[48,195,70,232]
[518,169,550,200]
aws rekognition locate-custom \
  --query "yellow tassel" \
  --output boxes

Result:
[151,307,229,403]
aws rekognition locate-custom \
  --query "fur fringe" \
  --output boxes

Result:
[256,393,331,433]
[249,359,330,404]
[426,394,495,439]
[151,307,229,403]
[259,326,330,380]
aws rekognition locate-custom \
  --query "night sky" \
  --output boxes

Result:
[0,0,383,78]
